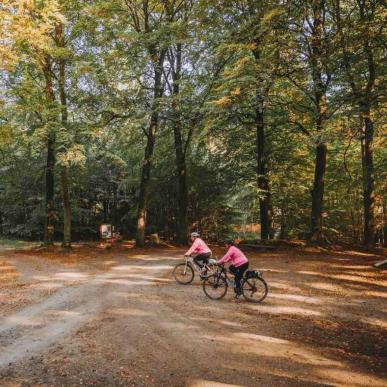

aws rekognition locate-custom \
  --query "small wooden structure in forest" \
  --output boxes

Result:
[99,224,121,247]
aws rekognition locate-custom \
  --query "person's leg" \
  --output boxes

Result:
[235,262,249,295]
[195,252,211,268]
[194,253,206,268]
[203,252,211,264]
[228,265,237,293]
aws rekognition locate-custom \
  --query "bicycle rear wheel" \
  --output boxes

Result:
[242,277,268,303]
[173,263,194,285]
[202,274,228,300]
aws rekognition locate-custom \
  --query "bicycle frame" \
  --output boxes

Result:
[186,256,200,271]
[215,265,234,286]
[183,255,217,275]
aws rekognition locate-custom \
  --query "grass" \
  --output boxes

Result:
[0,238,39,249]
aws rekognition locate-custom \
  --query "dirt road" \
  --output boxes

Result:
[0,245,386,386]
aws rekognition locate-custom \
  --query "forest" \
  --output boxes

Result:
[0,0,385,248]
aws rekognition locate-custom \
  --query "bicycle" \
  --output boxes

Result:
[202,264,268,303]
[173,255,218,285]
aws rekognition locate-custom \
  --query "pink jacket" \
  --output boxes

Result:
[186,238,211,256]
[218,246,248,267]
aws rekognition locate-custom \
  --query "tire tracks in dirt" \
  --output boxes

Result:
[0,257,175,370]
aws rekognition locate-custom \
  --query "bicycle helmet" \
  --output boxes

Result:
[225,239,234,246]
[191,232,200,238]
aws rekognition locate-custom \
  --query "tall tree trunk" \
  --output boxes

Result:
[382,201,386,247]
[61,167,71,247]
[136,52,164,247]
[42,57,55,246]
[309,0,328,243]
[56,24,71,249]
[136,117,157,247]
[44,134,55,245]
[361,108,375,247]
[358,0,376,247]
[252,43,272,241]
[335,0,377,247]
[255,103,272,241]
[171,43,188,244]
[310,143,327,241]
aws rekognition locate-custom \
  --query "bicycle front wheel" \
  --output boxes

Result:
[242,277,268,303]
[201,262,219,278]
[173,263,194,285]
[202,274,228,300]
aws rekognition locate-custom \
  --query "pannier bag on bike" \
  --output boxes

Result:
[245,270,262,279]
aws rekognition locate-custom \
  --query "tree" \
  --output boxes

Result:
[334,0,385,247]
[282,0,336,242]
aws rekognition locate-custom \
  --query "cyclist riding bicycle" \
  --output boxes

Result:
[185,232,212,272]
[217,239,249,298]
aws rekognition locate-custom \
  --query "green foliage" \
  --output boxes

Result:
[0,0,385,245]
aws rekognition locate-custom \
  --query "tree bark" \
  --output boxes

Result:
[252,43,272,241]
[255,104,272,240]
[358,0,376,247]
[361,109,375,247]
[335,0,377,247]
[309,0,328,243]
[310,143,327,241]
[171,43,188,244]
[44,134,55,245]
[56,23,71,249]
[136,116,157,247]
[61,167,71,248]
[135,52,164,247]
[42,57,56,246]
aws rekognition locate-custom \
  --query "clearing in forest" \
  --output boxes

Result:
[0,243,386,386]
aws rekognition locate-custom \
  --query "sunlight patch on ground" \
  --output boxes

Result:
[110,291,142,298]
[188,380,243,387]
[190,316,243,328]
[201,333,341,367]
[44,310,80,318]
[114,265,173,271]
[30,282,65,290]
[97,278,151,286]
[365,290,387,299]
[308,282,344,292]
[0,261,19,283]
[0,265,16,272]
[361,316,387,329]
[233,332,290,344]
[316,367,387,387]
[217,319,243,328]
[331,264,372,270]
[269,293,322,304]
[111,264,174,273]
[54,272,90,280]
[268,281,303,292]
[338,250,375,257]
[1,315,44,328]
[297,270,321,276]
[160,321,198,331]
[259,268,289,273]
[329,273,387,286]
[106,307,152,317]
[247,304,322,316]
[32,272,90,282]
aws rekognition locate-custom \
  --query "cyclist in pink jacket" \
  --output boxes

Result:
[185,232,212,270]
[218,240,249,298]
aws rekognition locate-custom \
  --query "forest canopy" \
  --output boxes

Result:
[0,0,385,248]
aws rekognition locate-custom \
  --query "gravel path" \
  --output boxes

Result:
[0,246,386,386]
